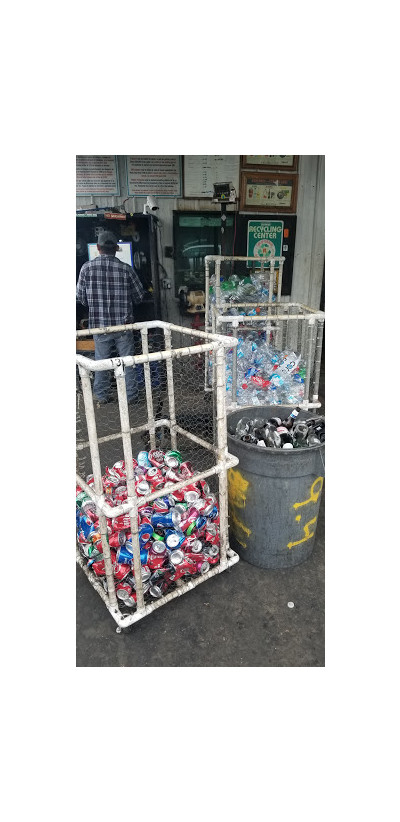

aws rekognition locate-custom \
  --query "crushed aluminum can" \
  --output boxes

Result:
[165,529,186,549]
[135,480,151,496]
[137,451,152,468]
[179,461,194,478]
[116,582,132,601]
[184,490,201,505]
[148,449,165,468]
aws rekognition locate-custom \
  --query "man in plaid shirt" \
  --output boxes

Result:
[76,230,145,405]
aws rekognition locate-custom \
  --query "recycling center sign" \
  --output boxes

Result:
[247,220,283,268]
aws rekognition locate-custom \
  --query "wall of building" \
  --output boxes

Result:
[76,155,324,323]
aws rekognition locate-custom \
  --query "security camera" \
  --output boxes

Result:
[143,195,159,214]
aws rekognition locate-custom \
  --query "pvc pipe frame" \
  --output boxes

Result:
[76,322,239,624]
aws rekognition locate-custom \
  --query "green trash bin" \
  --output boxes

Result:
[227,406,324,569]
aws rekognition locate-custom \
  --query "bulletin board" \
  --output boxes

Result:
[76,155,120,196]
[183,156,240,198]
[126,156,182,197]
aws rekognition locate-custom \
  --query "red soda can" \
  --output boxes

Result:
[140,513,153,526]
[113,562,131,582]
[197,479,210,496]
[115,582,132,601]
[108,531,127,548]
[92,549,116,575]
[169,550,197,576]
[179,461,194,479]
[136,480,150,496]
[146,466,163,486]
[184,487,201,504]
[202,545,220,563]
[91,559,106,576]
[112,514,132,531]
[86,475,95,486]
[105,469,121,485]
[164,467,181,482]
[114,485,127,501]
[132,457,138,470]
[182,536,203,552]
[180,506,200,533]
[170,487,185,503]
[205,522,220,545]
[148,449,165,468]
[103,477,115,496]
[111,466,126,480]
[147,541,168,570]
[203,494,217,512]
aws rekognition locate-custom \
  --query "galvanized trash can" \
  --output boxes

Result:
[227,406,325,569]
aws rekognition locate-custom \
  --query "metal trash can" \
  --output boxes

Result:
[227,406,325,569]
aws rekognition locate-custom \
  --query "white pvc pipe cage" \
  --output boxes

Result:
[76,320,240,632]
[204,255,325,411]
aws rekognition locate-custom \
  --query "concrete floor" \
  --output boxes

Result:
[76,493,324,666]
[76,347,325,667]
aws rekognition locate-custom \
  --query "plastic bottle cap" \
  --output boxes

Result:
[287,601,295,608]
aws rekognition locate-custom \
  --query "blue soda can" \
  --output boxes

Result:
[195,516,207,532]
[152,496,170,513]
[139,523,153,548]
[151,510,181,529]
[80,514,94,539]
[137,451,151,468]
[117,544,134,564]
[209,506,219,521]
[140,547,149,565]
[124,540,149,566]
[165,529,186,549]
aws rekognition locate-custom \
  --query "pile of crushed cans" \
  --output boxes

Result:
[76,449,221,610]
[232,407,325,449]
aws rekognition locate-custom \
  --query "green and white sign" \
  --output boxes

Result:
[247,220,283,268]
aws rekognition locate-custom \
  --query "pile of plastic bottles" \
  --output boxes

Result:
[76,449,221,610]
[224,330,306,406]
[232,408,325,449]
[209,271,276,317]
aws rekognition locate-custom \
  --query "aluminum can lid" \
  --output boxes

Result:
[151,541,167,555]
[190,539,203,553]
[192,498,206,511]
[184,490,200,504]
[170,549,185,565]
[149,585,163,598]
[164,456,179,468]
[166,533,181,548]
[136,481,150,495]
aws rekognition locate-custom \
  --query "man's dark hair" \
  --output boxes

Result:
[98,243,117,253]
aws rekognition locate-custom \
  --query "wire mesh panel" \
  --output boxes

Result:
[76,321,239,631]
[204,255,325,411]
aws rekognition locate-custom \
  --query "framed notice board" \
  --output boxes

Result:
[239,170,298,213]
[183,156,240,198]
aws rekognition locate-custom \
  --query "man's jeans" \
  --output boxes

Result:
[93,331,139,402]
